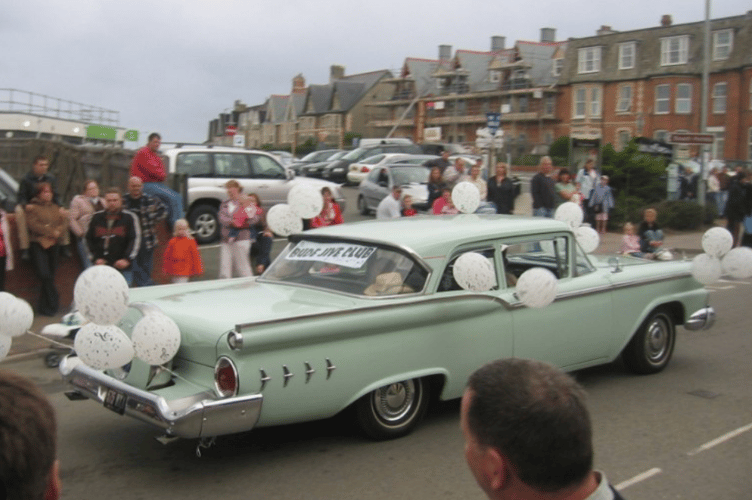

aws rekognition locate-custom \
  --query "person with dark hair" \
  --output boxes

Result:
[25,182,68,315]
[130,132,184,228]
[310,186,344,227]
[426,166,445,211]
[68,179,103,269]
[85,187,141,286]
[15,155,69,261]
[0,370,61,500]
[461,358,625,500]
[424,150,451,174]
[725,167,752,247]
[487,163,515,215]
[246,193,273,274]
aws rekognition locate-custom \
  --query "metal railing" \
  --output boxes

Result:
[0,88,120,126]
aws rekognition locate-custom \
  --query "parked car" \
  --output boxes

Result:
[289,149,343,175]
[59,215,715,441]
[321,143,423,184]
[301,150,348,178]
[358,164,430,213]
[346,153,434,185]
[269,151,295,167]
[0,167,19,212]
[163,146,345,244]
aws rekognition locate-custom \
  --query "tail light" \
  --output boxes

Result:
[360,166,370,173]
[214,356,239,397]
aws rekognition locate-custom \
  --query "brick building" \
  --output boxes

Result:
[556,11,752,164]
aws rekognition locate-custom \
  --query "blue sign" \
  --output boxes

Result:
[486,112,501,134]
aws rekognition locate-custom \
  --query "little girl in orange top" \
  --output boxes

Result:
[162,219,204,283]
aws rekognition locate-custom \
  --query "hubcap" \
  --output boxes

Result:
[195,214,216,238]
[372,380,416,423]
[645,317,669,362]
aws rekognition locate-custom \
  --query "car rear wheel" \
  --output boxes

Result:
[188,205,219,244]
[358,196,370,215]
[355,378,429,440]
[623,308,676,374]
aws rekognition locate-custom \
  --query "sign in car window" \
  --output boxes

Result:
[287,241,377,269]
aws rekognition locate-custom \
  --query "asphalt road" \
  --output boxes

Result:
[5,269,751,499]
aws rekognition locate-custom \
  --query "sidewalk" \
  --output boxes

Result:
[2,198,709,363]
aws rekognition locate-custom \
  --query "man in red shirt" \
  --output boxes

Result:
[130,132,183,229]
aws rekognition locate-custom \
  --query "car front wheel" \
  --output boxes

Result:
[623,308,676,374]
[355,378,429,440]
[188,205,219,244]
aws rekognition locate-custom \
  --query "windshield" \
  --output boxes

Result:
[342,148,367,160]
[391,166,429,185]
[263,239,429,296]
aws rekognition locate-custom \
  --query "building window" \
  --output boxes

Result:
[712,82,727,114]
[709,128,725,159]
[654,130,668,142]
[675,84,692,114]
[489,70,501,83]
[518,96,529,113]
[712,29,733,60]
[655,84,670,114]
[617,130,631,151]
[578,47,601,74]
[660,36,689,66]
[616,85,632,112]
[590,88,601,117]
[618,42,636,69]
[552,58,564,77]
[544,95,555,115]
[574,88,587,118]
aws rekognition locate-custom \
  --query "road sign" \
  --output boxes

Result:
[124,130,139,141]
[668,132,714,145]
[225,125,237,137]
[486,112,501,135]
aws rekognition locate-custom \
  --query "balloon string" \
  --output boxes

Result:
[25,330,74,350]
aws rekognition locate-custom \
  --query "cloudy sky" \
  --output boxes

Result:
[1,0,747,146]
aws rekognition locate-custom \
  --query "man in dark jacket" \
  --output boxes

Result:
[15,155,69,259]
[530,156,556,218]
[725,167,751,247]
[86,187,141,286]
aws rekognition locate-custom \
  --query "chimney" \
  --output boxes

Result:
[491,36,506,51]
[596,25,617,36]
[330,65,345,83]
[439,44,452,61]
[292,74,306,94]
[540,28,556,43]
[661,15,672,27]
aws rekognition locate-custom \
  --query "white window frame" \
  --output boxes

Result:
[618,42,636,70]
[590,88,601,117]
[616,84,632,113]
[552,58,564,77]
[489,70,501,83]
[660,36,689,66]
[574,87,587,118]
[712,29,733,61]
[712,82,727,114]
[578,47,601,74]
[675,83,692,114]
[616,129,631,151]
[708,127,725,159]
[655,84,670,114]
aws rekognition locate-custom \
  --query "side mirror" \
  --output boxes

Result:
[286,168,294,181]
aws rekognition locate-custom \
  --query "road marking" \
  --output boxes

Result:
[615,468,662,490]
[687,422,752,456]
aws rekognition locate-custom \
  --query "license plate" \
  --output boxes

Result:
[104,388,127,415]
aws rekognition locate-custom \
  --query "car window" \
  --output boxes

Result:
[391,166,429,186]
[362,154,386,165]
[438,248,498,292]
[249,155,286,179]
[264,239,429,296]
[215,153,251,178]
[342,148,367,160]
[573,243,596,277]
[175,153,212,177]
[366,168,382,183]
[504,236,569,280]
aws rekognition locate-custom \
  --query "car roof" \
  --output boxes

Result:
[163,147,276,156]
[302,215,571,258]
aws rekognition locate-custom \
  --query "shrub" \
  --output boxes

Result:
[549,136,570,159]
[512,154,541,166]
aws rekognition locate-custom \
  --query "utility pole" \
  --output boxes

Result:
[698,0,711,207]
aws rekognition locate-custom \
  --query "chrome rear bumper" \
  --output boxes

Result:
[59,356,262,439]
[684,306,716,331]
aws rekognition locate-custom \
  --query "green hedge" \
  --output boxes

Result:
[610,198,717,231]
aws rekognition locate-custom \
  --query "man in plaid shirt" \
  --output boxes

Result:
[123,176,167,286]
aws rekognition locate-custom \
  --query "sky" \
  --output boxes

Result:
[1,0,748,146]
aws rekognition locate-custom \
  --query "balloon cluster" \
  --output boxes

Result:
[691,227,752,284]
[0,292,34,361]
[266,184,322,236]
[72,266,182,370]
[555,202,600,254]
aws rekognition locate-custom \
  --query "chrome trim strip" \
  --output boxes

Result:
[305,362,315,383]
[259,369,271,391]
[59,356,262,439]
[326,358,336,380]
[282,365,293,387]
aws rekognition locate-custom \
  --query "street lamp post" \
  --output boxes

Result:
[698,0,711,207]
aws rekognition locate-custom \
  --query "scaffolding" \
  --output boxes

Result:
[0,88,119,126]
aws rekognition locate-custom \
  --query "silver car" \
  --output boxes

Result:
[164,147,345,244]
[357,164,430,214]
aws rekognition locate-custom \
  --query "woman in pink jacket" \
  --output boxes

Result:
[68,180,103,269]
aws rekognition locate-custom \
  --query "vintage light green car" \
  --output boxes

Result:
[60,215,715,442]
